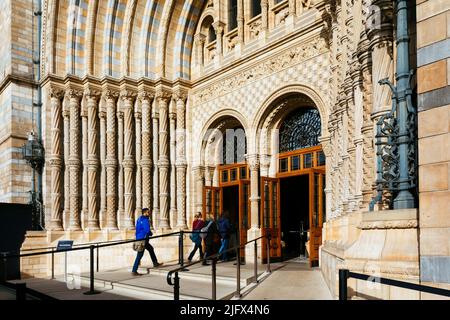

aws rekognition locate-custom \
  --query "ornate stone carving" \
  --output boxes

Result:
[196,37,328,104]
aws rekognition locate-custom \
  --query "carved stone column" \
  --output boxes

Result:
[261,0,268,32]
[169,104,177,228]
[289,0,296,17]
[117,109,124,225]
[247,155,260,229]
[99,107,107,227]
[193,166,205,214]
[104,90,119,230]
[157,89,171,230]
[85,88,101,230]
[48,87,64,231]
[139,92,153,212]
[213,21,225,59]
[174,92,188,229]
[237,0,244,44]
[152,105,159,229]
[67,88,83,231]
[195,34,206,66]
[81,98,88,228]
[135,96,142,219]
[63,96,70,226]
[121,90,137,229]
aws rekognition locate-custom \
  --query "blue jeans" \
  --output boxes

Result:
[132,240,158,272]
[218,238,229,261]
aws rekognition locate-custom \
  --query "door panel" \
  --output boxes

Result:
[238,180,250,258]
[260,177,281,261]
[203,186,222,220]
[309,169,325,267]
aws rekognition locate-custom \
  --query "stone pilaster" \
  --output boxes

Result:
[48,86,64,231]
[237,0,244,44]
[81,99,88,229]
[152,102,159,229]
[247,154,260,229]
[195,34,206,66]
[213,21,225,60]
[121,89,137,229]
[66,88,83,231]
[135,96,142,220]
[99,107,107,227]
[62,96,70,226]
[85,88,101,230]
[104,89,119,230]
[139,91,154,213]
[174,91,188,230]
[261,0,268,32]
[193,166,205,214]
[169,103,177,228]
[117,108,124,224]
[157,89,172,230]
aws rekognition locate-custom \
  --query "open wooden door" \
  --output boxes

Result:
[238,180,250,258]
[203,186,222,220]
[309,169,325,267]
[260,177,281,261]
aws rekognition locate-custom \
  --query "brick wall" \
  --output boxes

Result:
[416,0,450,292]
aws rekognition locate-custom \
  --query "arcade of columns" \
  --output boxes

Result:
[45,79,189,233]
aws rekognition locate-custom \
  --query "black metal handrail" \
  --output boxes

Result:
[167,233,272,300]
[0,280,58,301]
[339,269,450,300]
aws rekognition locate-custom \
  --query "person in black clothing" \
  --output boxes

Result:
[218,211,231,261]
[202,213,219,266]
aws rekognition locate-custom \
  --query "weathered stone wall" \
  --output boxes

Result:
[416,0,450,297]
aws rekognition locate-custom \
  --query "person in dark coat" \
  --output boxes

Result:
[202,213,219,266]
[131,208,162,275]
[188,212,205,262]
[217,211,231,261]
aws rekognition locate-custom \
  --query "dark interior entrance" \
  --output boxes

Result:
[280,175,309,260]
[222,185,239,259]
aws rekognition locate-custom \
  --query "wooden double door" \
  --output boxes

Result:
[260,169,326,266]
[203,180,250,258]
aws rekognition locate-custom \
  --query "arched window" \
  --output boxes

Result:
[208,25,216,43]
[279,108,321,153]
[228,0,238,31]
[251,0,262,17]
[222,126,247,164]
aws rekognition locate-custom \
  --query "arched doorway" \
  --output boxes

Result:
[260,94,326,267]
[201,116,249,260]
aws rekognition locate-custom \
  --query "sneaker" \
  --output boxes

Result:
[153,262,163,268]
[131,272,142,276]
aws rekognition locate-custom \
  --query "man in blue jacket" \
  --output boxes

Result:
[132,208,162,275]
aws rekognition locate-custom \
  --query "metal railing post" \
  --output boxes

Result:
[235,245,241,298]
[254,241,258,283]
[83,245,100,295]
[51,249,55,280]
[179,231,184,267]
[212,258,217,300]
[2,252,8,282]
[266,235,271,273]
[16,282,26,301]
[339,269,349,300]
[96,245,99,272]
[174,272,180,300]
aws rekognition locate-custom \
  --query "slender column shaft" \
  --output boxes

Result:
[104,90,119,230]
[157,90,171,230]
[85,89,101,230]
[237,0,244,44]
[169,110,177,228]
[117,110,124,223]
[81,105,88,228]
[152,110,159,229]
[63,100,70,225]
[247,155,260,229]
[49,87,64,231]
[135,103,142,220]
[140,92,153,211]
[121,90,137,229]
[99,109,107,227]
[67,89,83,231]
[175,92,188,230]
[261,0,268,31]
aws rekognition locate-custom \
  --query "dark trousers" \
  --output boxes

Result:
[132,240,159,272]
[188,242,204,261]
[203,241,214,264]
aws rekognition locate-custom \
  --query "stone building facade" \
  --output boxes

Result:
[0,0,448,299]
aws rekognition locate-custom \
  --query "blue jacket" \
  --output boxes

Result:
[218,217,231,239]
[135,216,152,240]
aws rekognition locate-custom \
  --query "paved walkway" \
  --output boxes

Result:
[241,257,333,300]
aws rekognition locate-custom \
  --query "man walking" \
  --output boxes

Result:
[131,208,163,275]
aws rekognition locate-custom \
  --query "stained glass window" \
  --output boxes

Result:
[279,108,321,153]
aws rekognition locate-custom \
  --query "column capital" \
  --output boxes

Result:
[65,87,83,101]
[138,91,154,103]
[173,90,188,103]
[84,87,102,101]
[120,89,137,102]
[246,154,260,170]
[49,86,65,99]
[194,33,206,45]
[212,21,226,35]
[156,88,172,102]
[102,88,120,102]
